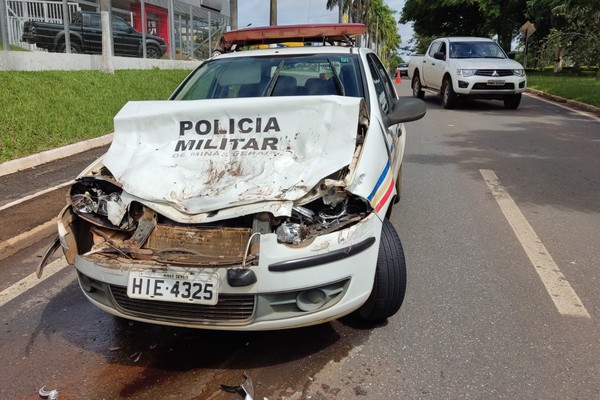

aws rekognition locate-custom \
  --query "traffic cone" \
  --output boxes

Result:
[396,70,401,84]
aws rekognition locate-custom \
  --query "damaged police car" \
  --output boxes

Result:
[39,24,426,330]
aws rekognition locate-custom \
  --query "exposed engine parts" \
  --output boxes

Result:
[67,176,371,267]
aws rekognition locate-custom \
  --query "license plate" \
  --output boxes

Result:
[127,270,219,305]
[487,80,505,86]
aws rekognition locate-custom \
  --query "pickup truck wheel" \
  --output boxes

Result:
[412,74,425,99]
[58,42,81,54]
[145,46,161,59]
[353,218,407,324]
[504,94,522,109]
[441,78,457,109]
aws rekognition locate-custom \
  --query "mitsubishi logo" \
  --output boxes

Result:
[492,70,499,77]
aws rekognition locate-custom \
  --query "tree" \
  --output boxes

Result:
[400,0,528,52]
[545,1,600,76]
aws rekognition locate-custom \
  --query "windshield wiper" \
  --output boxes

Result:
[264,60,285,96]
[327,58,345,96]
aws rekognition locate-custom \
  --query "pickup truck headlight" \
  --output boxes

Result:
[456,69,476,77]
[512,69,525,77]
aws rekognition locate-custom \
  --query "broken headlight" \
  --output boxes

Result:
[275,190,370,245]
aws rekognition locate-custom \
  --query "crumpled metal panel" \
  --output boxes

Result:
[104,96,360,215]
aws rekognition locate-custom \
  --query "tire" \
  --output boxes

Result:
[58,41,81,54]
[145,45,161,59]
[504,93,522,109]
[354,219,407,323]
[412,73,425,99]
[441,77,457,109]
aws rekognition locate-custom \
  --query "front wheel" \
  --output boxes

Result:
[504,93,522,109]
[354,219,407,323]
[145,45,161,59]
[441,78,457,109]
[412,74,425,99]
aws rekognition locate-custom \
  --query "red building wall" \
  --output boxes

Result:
[130,3,170,51]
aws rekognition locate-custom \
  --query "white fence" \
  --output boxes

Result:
[5,0,80,50]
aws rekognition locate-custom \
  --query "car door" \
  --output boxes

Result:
[427,40,448,90]
[81,13,102,54]
[112,16,140,57]
[421,40,441,87]
[366,53,405,190]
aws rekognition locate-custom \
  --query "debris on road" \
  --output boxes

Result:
[39,386,58,399]
[220,373,254,399]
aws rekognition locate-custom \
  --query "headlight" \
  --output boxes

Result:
[513,69,525,77]
[456,69,476,77]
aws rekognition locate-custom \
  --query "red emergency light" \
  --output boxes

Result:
[222,23,367,47]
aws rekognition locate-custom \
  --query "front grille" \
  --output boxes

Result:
[475,69,513,77]
[473,82,515,90]
[110,285,255,323]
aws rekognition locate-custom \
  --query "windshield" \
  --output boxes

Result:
[449,41,507,59]
[171,53,364,100]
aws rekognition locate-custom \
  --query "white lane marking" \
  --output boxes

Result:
[0,257,69,308]
[0,180,73,212]
[480,169,591,318]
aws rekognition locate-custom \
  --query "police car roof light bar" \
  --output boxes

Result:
[222,24,367,49]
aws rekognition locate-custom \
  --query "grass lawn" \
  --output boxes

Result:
[0,69,191,163]
[527,72,600,109]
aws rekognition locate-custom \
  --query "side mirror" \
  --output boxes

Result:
[384,98,427,127]
[433,51,446,61]
[508,51,516,59]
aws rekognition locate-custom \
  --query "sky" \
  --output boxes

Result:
[237,0,414,55]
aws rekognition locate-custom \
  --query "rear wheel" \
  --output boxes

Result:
[58,41,81,54]
[354,219,407,323]
[412,73,425,99]
[504,93,522,109]
[441,77,457,109]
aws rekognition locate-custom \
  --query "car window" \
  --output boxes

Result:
[366,53,395,114]
[172,54,364,100]
[428,41,441,57]
[449,41,506,59]
[112,17,131,33]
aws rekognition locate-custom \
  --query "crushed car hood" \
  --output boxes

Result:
[104,96,361,215]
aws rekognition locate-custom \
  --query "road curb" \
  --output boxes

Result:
[526,88,600,117]
[0,219,56,261]
[0,133,113,178]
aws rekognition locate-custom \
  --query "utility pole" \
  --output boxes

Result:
[99,0,114,73]
[0,0,10,51]
[229,0,237,30]
[270,0,277,26]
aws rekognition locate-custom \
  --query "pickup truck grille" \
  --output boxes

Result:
[475,70,514,77]
[473,83,515,90]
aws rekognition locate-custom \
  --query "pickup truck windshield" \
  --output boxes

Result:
[172,54,364,100]
[449,41,506,59]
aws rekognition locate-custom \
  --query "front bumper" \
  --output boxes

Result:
[73,213,383,330]
[454,75,527,97]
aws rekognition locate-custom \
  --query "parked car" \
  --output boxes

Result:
[21,11,166,58]
[408,37,527,109]
[396,62,409,76]
[38,24,426,331]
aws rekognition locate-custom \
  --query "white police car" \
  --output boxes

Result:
[40,24,426,330]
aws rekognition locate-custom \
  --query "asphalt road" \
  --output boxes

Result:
[0,83,599,399]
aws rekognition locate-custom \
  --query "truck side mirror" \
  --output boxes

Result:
[433,51,446,61]
[508,52,516,59]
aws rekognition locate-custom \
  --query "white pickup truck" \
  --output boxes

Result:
[408,37,527,109]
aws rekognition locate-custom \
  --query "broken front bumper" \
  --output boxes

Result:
[71,212,382,330]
